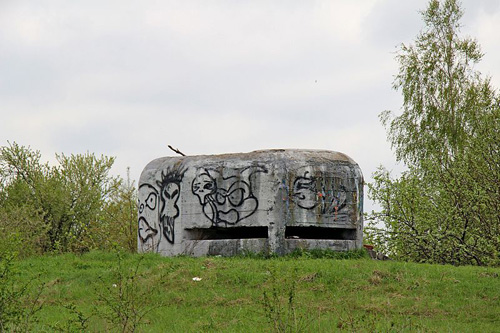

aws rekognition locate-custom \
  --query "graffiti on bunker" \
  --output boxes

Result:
[156,165,186,244]
[138,183,159,250]
[191,165,267,226]
[292,170,347,216]
[137,150,364,256]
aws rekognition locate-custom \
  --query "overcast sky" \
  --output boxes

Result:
[1,0,499,212]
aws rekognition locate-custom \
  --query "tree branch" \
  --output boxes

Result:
[168,145,186,157]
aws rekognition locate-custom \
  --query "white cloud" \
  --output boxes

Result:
[314,1,376,43]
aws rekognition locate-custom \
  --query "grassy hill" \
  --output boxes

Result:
[3,250,500,332]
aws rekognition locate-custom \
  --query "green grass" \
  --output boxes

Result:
[5,250,500,332]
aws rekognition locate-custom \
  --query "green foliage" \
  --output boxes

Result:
[0,206,49,258]
[54,151,120,252]
[0,249,44,331]
[96,171,138,253]
[367,0,500,266]
[0,142,137,256]
[384,0,495,167]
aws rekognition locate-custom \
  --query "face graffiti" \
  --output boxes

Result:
[192,166,267,227]
[138,184,159,248]
[191,172,216,207]
[157,166,186,244]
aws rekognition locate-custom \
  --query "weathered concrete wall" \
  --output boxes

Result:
[138,149,363,256]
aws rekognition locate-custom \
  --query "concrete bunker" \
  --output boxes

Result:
[138,149,363,256]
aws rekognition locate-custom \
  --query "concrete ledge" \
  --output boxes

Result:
[285,239,357,253]
[182,239,269,257]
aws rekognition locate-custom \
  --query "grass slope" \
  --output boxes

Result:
[6,251,500,332]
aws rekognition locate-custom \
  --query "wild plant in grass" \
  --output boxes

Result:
[262,267,312,333]
[49,302,92,332]
[0,250,44,332]
[94,252,156,333]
